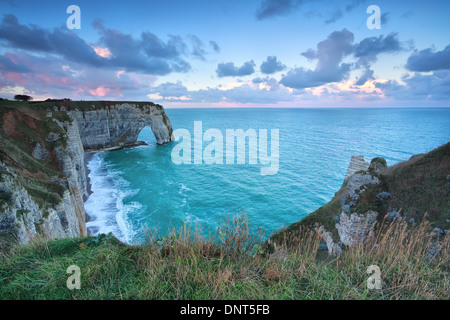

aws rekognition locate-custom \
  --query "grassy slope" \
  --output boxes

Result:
[0,217,448,300]
[0,106,70,219]
[270,143,450,244]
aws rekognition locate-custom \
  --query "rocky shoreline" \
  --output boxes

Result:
[0,101,174,246]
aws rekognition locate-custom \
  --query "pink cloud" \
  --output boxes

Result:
[91,46,113,59]
[5,72,25,85]
[88,86,123,97]
[5,52,19,64]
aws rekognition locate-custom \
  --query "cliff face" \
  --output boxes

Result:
[269,143,450,255]
[69,103,174,150]
[0,101,174,246]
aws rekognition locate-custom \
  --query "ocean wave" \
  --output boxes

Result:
[85,153,140,244]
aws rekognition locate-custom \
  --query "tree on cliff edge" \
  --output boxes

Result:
[14,94,32,101]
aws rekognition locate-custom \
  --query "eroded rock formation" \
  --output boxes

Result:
[68,103,174,150]
[0,101,174,246]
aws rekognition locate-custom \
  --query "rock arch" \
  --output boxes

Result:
[69,103,174,151]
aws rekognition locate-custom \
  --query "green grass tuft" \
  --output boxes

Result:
[0,216,448,300]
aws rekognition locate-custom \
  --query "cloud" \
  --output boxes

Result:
[0,14,52,51]
[151,81,189,98]
[401,11,414,19]
[252,76,270,83]
[354,33,403,85]
[353,32,403,84]
[260,56,286,74]
[0,49,158,100]
[354,33,402,66]
[94,19,191,74]
[406,45,450,72]
[255,0,311,20]
[0,53,32,73]
[325,9,343,24]
[149,79,297,104]
[355,68,374,86]
[189,35,206,60]
[139,32,187,59]
[281,29,354,89]
[345,0,367,11]
[376,71,450,100]
[0,0,18,7]
[0,14,102,67]
[0,15,216,76]
[216,60,256,77]
[282,30,401,88]
[209,41,220,53]
[381,12,390,25]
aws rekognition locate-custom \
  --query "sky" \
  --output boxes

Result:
[0,0,449,107]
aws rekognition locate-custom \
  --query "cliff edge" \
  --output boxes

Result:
[268,143,450,254]
[0,101,174,246]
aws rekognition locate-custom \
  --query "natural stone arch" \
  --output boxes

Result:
[69,102,174,151]
[137,125,157,145]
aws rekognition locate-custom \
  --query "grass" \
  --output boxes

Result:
[0,216,447,300]
[271,143,450,248]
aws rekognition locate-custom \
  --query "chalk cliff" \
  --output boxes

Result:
[269,143,450,255]
[0,101,174,246]
[68,102,174,150]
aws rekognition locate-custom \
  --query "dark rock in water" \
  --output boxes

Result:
[377,192,393,201]
[386,211,402,221]
[342,204,351,214]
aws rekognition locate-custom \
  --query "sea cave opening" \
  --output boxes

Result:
[137,125,157,146]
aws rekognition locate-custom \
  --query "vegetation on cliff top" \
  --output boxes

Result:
[270,142,450,244]
[0,106,69,217]
[0,216,448,300]
[0,99,163,112]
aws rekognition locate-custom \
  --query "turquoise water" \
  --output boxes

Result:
[85,108,450,243]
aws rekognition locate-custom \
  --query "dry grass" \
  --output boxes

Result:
[0,215,448,300]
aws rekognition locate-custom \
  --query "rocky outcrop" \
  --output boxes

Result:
[0,101,174,246]
[68,103,174,150]
[346,171,380,197]
[336,210,378,247]
[0,118,87,244]
[317,226,342,256]
[268,143,449,257]
[344,156,369,181]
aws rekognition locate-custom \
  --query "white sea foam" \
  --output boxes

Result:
[85,153,139,244]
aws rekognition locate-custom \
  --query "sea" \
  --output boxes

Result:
[84,108,450,244]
